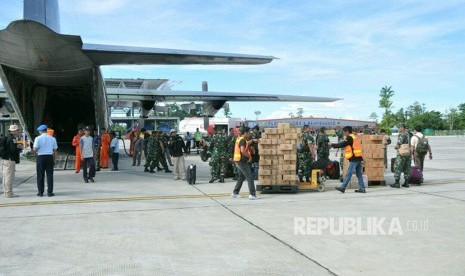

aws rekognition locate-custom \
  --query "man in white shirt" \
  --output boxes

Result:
[110,131,119,171]
[80,126,95,183]
[410,125,433,172]
[33,124,58,197]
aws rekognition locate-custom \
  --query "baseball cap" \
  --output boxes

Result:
[37,124,47,131]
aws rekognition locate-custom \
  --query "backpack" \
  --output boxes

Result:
[0,136,8,159]
[415,135,429,155]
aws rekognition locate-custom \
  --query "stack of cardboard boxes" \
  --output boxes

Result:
[258,123,300,186]
[361,135,385,183]
[343,134,386,186]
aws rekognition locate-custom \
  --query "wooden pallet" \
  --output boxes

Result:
[368,180,386,186]
[256,184,298,193]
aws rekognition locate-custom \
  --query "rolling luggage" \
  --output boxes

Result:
[391,158,396,173]
[186,164,196,185]
[409,166,423,185]
[326,160,340,179]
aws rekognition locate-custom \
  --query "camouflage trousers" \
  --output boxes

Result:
[210,154,227,177]
[157,151,169,170]
[317,151,329,162]
[394,154,411,181]
[414,152,426,172]
[298,152,312,178]
[144,153,161,171]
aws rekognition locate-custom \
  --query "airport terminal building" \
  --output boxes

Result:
[244,117,376,129]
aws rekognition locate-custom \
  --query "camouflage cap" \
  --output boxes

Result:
[320,127,327,131]
[398,123,406,128]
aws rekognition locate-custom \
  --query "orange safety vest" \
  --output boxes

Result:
[344,134,363,159]
[233,137,248,162]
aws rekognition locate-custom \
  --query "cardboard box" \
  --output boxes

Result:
[364,160,384,168]
[371,152,385,159]
[370,135,384,141]
[283,154,297,161]
[366,169,384,178]
[282,175,297,181]
[259,139,272,145]
[284,133,299,140]
[280,144,297,151]
[282,164,296,171]
[259,179,272,185]
[266,128,278,135]
[259,149,273,155]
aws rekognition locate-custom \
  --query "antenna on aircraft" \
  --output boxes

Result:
[202,81,208,92]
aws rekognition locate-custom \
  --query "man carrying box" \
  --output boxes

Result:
[329,126,366,193]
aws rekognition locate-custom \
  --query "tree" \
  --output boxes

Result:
[379,86,394,114]
[369,112,378,123]
[444,108,461,130]
[289,112,294,118]
[254,110,261,121]
[378,86,395,130]
[223,107,232,118]
[296,107,304,118]
[457,103,465,129]
[419,111,444,130]
[167,103,189,120]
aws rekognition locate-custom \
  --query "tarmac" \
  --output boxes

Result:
[0,136,464,276]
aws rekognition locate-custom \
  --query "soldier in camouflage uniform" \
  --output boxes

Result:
[250,126,261,181]
[298,125,315,182]
[391,123,411,188]
[155,131,172,173]
[315,127,330,161]
[144,131,158,173]
[209,130,228,183]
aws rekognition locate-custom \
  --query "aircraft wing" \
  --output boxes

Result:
[106,90,342,102]
[82,44,276,65]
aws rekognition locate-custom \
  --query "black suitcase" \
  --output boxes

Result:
[326,160,340,179]
[391,158,396,173]
[186,164,196,185]
[311,159,328,175]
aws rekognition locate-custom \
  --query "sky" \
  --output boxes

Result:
[1,0,464,121]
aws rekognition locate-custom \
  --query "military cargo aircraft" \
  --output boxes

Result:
[0,0,341,142]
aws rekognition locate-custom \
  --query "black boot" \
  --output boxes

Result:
[150,169,155,173]
[299,176,303,183]
[401,181,409,188]
[144,167,149,173]
[165,168,172,173]
[219,175,225,183]
[157,167,163,171]
[355,188,366,193]
[305,176,310,182]
[390,180,400,188]
[209,176,216,183]
[335,186,345,193]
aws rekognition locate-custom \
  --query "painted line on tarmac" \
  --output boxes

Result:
[0,192,245,208]
[190,185,339,276]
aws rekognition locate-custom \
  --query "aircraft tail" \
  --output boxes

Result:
[24,0,60,33]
